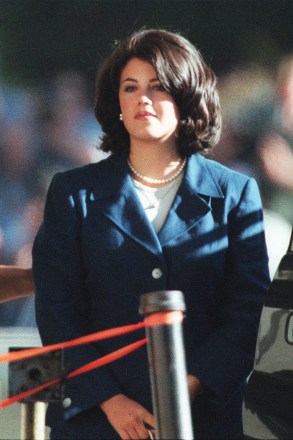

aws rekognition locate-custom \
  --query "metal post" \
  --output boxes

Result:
[20,401,46,440]
[139,290,194,440]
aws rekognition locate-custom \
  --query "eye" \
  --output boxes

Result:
[152,83,165,91]
[123,85,137,92]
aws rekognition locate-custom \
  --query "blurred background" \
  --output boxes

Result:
[0,0,292,327]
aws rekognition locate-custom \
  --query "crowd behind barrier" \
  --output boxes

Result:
[0,57,292,326]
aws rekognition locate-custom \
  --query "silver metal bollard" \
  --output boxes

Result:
[140,290,194,440]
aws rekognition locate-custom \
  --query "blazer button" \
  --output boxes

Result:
[62,397,72,408]
[152,268,163,279]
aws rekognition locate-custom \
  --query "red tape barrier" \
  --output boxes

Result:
[0,322,145,364]
[0,311,183,409]
[0,339,147,409]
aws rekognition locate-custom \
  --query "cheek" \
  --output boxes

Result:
[163,102,180,123]
[119,95,133,117]
[160,95,180,118]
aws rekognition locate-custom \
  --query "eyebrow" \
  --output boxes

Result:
[120,77,159,84]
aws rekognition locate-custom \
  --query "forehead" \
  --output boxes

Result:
[120,57,157,81]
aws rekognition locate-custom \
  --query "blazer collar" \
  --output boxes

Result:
[158,154,224,244]
[89,153,224,252]
[184,153,224,198]
[90,153,224,199]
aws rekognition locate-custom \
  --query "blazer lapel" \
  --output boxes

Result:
[158,154,224,245]
[89,155,163,258]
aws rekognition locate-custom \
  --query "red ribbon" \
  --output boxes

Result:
[0,321,146,364]
[0,311,183,409]
[0,338,147,409]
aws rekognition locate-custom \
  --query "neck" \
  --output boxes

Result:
[128,143,185,187]
[129,140,180,179]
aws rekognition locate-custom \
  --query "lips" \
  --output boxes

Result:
[134,111,157,120]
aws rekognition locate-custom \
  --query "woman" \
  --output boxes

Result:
[33,29,270,439]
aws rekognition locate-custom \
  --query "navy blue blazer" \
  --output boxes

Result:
[33,153,270,439]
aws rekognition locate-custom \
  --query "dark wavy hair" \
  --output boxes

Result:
[94,29,222,156]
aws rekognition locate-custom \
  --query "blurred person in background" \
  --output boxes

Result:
[36,70,105,175]
[33,29,270,440]
[0,86,41,326]
[0,70,104,267]
[215,62,292,278]
[0,70,105,326]
[255,55,293,278]
[0,120,40,263]
[214,64,274,178]
[256,55,293,223]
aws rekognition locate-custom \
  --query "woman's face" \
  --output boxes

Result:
[119,57,180,148]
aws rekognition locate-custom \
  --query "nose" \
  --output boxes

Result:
[139,89,152,105]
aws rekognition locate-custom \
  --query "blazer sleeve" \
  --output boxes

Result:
[33,172,121,421]
[187,176,270,408]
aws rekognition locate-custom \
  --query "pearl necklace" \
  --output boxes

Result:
[127,157,186,185]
